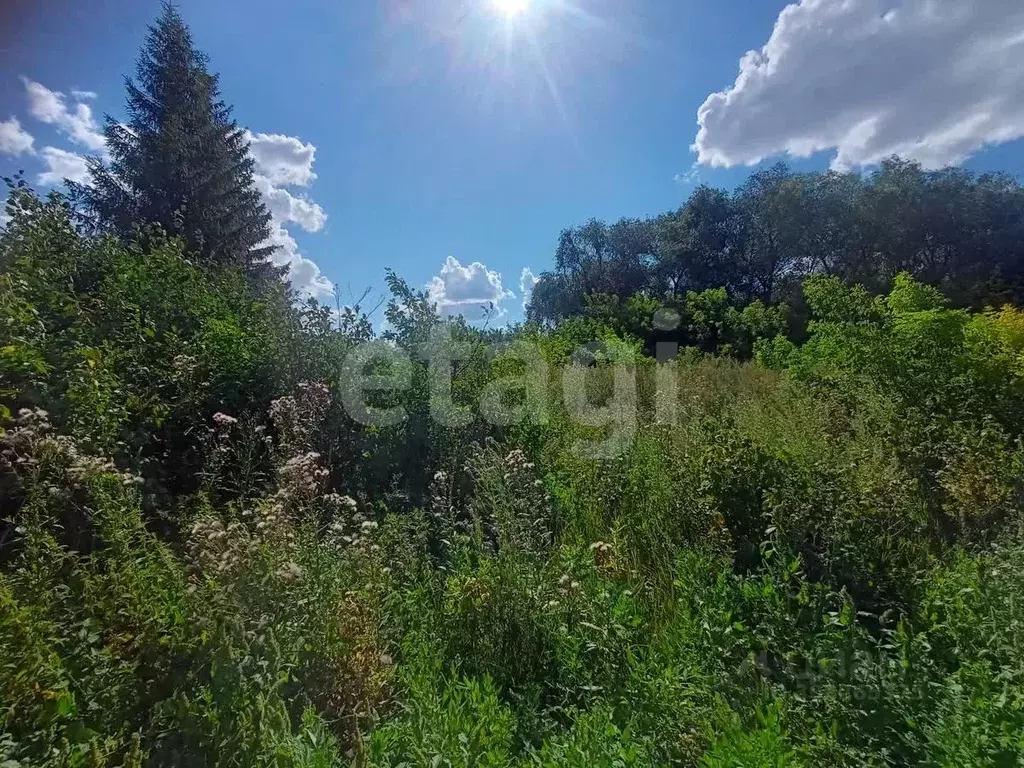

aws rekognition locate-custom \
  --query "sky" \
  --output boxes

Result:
[2,0,1024,324]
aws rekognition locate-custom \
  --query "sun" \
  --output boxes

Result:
[491,0,530,18]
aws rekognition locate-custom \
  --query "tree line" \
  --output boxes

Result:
[528,160,1024,328]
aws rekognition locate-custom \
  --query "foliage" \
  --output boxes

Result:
[529,159,1024,341]
[5,137,1024,766]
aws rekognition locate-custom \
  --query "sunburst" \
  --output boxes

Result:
[491,0,530,18]
[380,0,637,140]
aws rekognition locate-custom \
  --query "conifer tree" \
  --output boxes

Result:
[76,3,276,276]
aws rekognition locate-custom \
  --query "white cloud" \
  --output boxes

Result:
[244,129,332,295]
[22,77,106,154]
[692,0,1024,170]
[71,89,97,101]
[427,256,515,319]
[673,165,700,186]
[245,130,317,186]
[519,267,540,311]
[0,208,10,230]
[37,147,89,185]
[253,173,327,232]
[264,224,334,298]
[0,117,34,155]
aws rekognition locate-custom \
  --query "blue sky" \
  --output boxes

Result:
[2,0,1024,323]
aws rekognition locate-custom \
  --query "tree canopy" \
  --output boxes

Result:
[528,159,1024,324]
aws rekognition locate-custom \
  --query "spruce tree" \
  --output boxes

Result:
[77,3,276,276]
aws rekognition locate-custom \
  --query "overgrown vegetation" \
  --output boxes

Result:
[3,5,1024,766]
[3,181,1024,766]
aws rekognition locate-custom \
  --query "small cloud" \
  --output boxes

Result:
[37,146,89,185]
[22,77,106,154]
[71,89,98,100]
[427,256,515,320]
[673,165,700,186]
[246,130,317,186]
[0,117,34,156]
[519,267,540,311]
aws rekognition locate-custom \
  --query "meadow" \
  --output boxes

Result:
[2,186,1024,766]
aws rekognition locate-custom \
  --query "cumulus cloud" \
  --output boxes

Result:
[253,174,327,232]
[427,256,515,320]
[22,77,107,154]
[37,147,89,185]
[519,267,540,311]
[244,129,332,293]
[692,0,1024,170]
[0,117,34,155]
[264,224,334,298]
[245,131,317,187]
[71,89,97,101]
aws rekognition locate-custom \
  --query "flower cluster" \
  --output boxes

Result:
[269,381,331,453]
[542,574,582,612]
[327,494,380,552]
[261,382,335,517]
[199,410,279,496]
[481,444,554,555]
[169,353,199,388]
[212,412,238,429]
[171,353,198,375]
[239,491,303,557]
[0,408,52,460]
[278,451,330,503]
[326,493,359,517]
[429,471,451,518]
[558,573,582,596]
[503,449,533,475]
[186,517,257,581]
[276,561,305,584]
[427,469,467,561]
[207,412,238,461]
[442,441,556,559]
[1,408,141,489]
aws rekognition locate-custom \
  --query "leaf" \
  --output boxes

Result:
[56,691,77,718]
